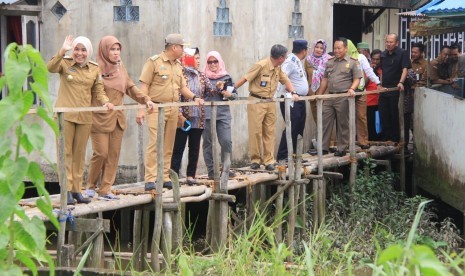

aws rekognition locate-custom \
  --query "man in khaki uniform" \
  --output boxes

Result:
[138,34,204,190]
[235,44,297,171]
[317,37,361,156]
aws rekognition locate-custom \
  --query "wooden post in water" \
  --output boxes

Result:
[314,99,325,228]
[398,90,406,192]
[284,98,296,250]
[348,97,357,189]
[132,209,142,271]
[56,112,68,266]
[151,107,165,272]
[141,210,150,271]
[170,170,183,252]
[295,136,304,239]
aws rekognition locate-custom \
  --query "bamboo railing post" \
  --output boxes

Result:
[314,99,324,228]
[151,106,165,272]
[398,90,406,192]
[285,98,296,251]
[132,209,142,271]
[56,112,68,266]
[295,136,304,240]
[349,97,357,190]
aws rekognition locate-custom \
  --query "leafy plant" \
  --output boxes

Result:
[0,43,58,274]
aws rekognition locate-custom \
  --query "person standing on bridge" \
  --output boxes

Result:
[234,44,298,171]
[317,37,362,156]
[276,40,309,163]
[136,34,204,191]
[47,35,114,205]
[85,35,154,201]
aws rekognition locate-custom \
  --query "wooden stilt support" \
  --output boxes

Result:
[151,106,165,272]
[313,99,325,228]
[274,165,285,243]
[284,98,296,252]
[170,170,183,252]
[141,210,150,270]
[161,211,172,270]
[348,97,357,190]
[132,210,142,271]
[56,112,68,266]
[90,215,105,268]
[295,136,305,240]
[60,244,75,267]
[398,90,406,192]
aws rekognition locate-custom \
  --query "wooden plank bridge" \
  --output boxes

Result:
[21,88,406,271]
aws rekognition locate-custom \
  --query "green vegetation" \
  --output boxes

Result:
[168,161,463,275]
[0,43,58,275]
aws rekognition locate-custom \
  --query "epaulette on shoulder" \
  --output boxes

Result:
[63,55,73,60]
[328,56,335,60]
[88,60,98,66]
[149,54,159,61]
[291,56,297,62]
[350,57,358,61]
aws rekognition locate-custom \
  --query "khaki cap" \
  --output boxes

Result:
[165,33,190,46]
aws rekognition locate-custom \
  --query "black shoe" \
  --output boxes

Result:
[163,181,173,189]
[360,144,370,150]
[228,171,236,178]
[145,182,156,191]
[322,150,329,155]
[250,163,260,170]
[329,147,337,153]
[334,150,346,157]
[72,192,91,204]
[67,192,75,205]
[308,149,318,156]
[265,164,275,171]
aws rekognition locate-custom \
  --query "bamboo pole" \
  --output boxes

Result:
[56,112,68,266]
[209,106,219,251]
[151,107,165,272]
[314,99,324,228]
[161,212,172,270]
[274,166,285,243]
[398,91,406,192]
[132,210,142,271]
[285,98,296,251]
[349,97,357,190]
[141,210,150,271]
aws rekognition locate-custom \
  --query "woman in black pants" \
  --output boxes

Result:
[171,48,217,185]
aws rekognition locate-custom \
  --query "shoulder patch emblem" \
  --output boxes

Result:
[291,56,296,62]
[89,60,98,66]
[63,55,73,60]
[149,54,159,61]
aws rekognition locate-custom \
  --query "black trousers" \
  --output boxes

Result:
[171,128,203,178]
[378,94,400,142]
[277,100,306,161]
[367,105,382,141]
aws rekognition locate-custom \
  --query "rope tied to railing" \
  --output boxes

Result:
[54,209,75,231]
[150,189,157,200]
[349,157,358,164]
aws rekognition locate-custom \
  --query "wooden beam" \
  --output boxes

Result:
[0,4,41,15]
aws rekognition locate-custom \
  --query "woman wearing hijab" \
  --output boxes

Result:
[347,39,382,149]
[47,35,114,204]
[305,39,331,154]
[171,48,217,185]
[85,35,152,200]
[202,51,237,180]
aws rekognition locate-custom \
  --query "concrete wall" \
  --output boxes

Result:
[414,88,465,211]
[34,0,336,181]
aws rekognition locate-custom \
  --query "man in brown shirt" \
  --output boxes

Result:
[138,34,204,191]
[317,37,362,156]
[429,45,452,85]
[235,44,297,171]
[411,42,427,88]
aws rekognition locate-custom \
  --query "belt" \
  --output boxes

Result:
[250,93,271,99]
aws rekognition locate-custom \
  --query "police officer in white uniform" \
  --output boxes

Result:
[276,40,309,162]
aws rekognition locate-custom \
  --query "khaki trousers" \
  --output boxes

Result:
[63,121,91,192]
[87,125,124,195]
[247,96,276,165]
[322,96,349,151]
[355,94,369,145]
[145,106,178,182]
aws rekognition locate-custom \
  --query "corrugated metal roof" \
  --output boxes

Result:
[420,0,465,15]
[397,10,427,17]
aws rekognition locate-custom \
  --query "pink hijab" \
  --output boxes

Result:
[203,51,229,79]
[308,39,331,92]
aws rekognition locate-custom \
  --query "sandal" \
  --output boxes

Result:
[186,178,198,186]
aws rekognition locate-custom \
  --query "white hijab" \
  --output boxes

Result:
[72,36,93,65]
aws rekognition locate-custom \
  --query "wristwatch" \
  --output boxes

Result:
[192,95,198,101]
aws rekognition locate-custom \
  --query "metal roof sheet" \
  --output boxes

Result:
[421,0,465,15]
[0,0,20,4]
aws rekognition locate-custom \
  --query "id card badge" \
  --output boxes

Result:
[260,75,270,87]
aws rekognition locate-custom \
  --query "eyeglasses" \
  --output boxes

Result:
[207,60,218,65]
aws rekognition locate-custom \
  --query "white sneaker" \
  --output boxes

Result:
[85,189,95,198]
[98,193,119,201]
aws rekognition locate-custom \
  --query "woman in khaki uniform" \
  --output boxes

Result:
[86,36,152,200]
[47,35,114,205]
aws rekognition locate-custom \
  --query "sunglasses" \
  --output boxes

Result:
[207,60,218,65]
